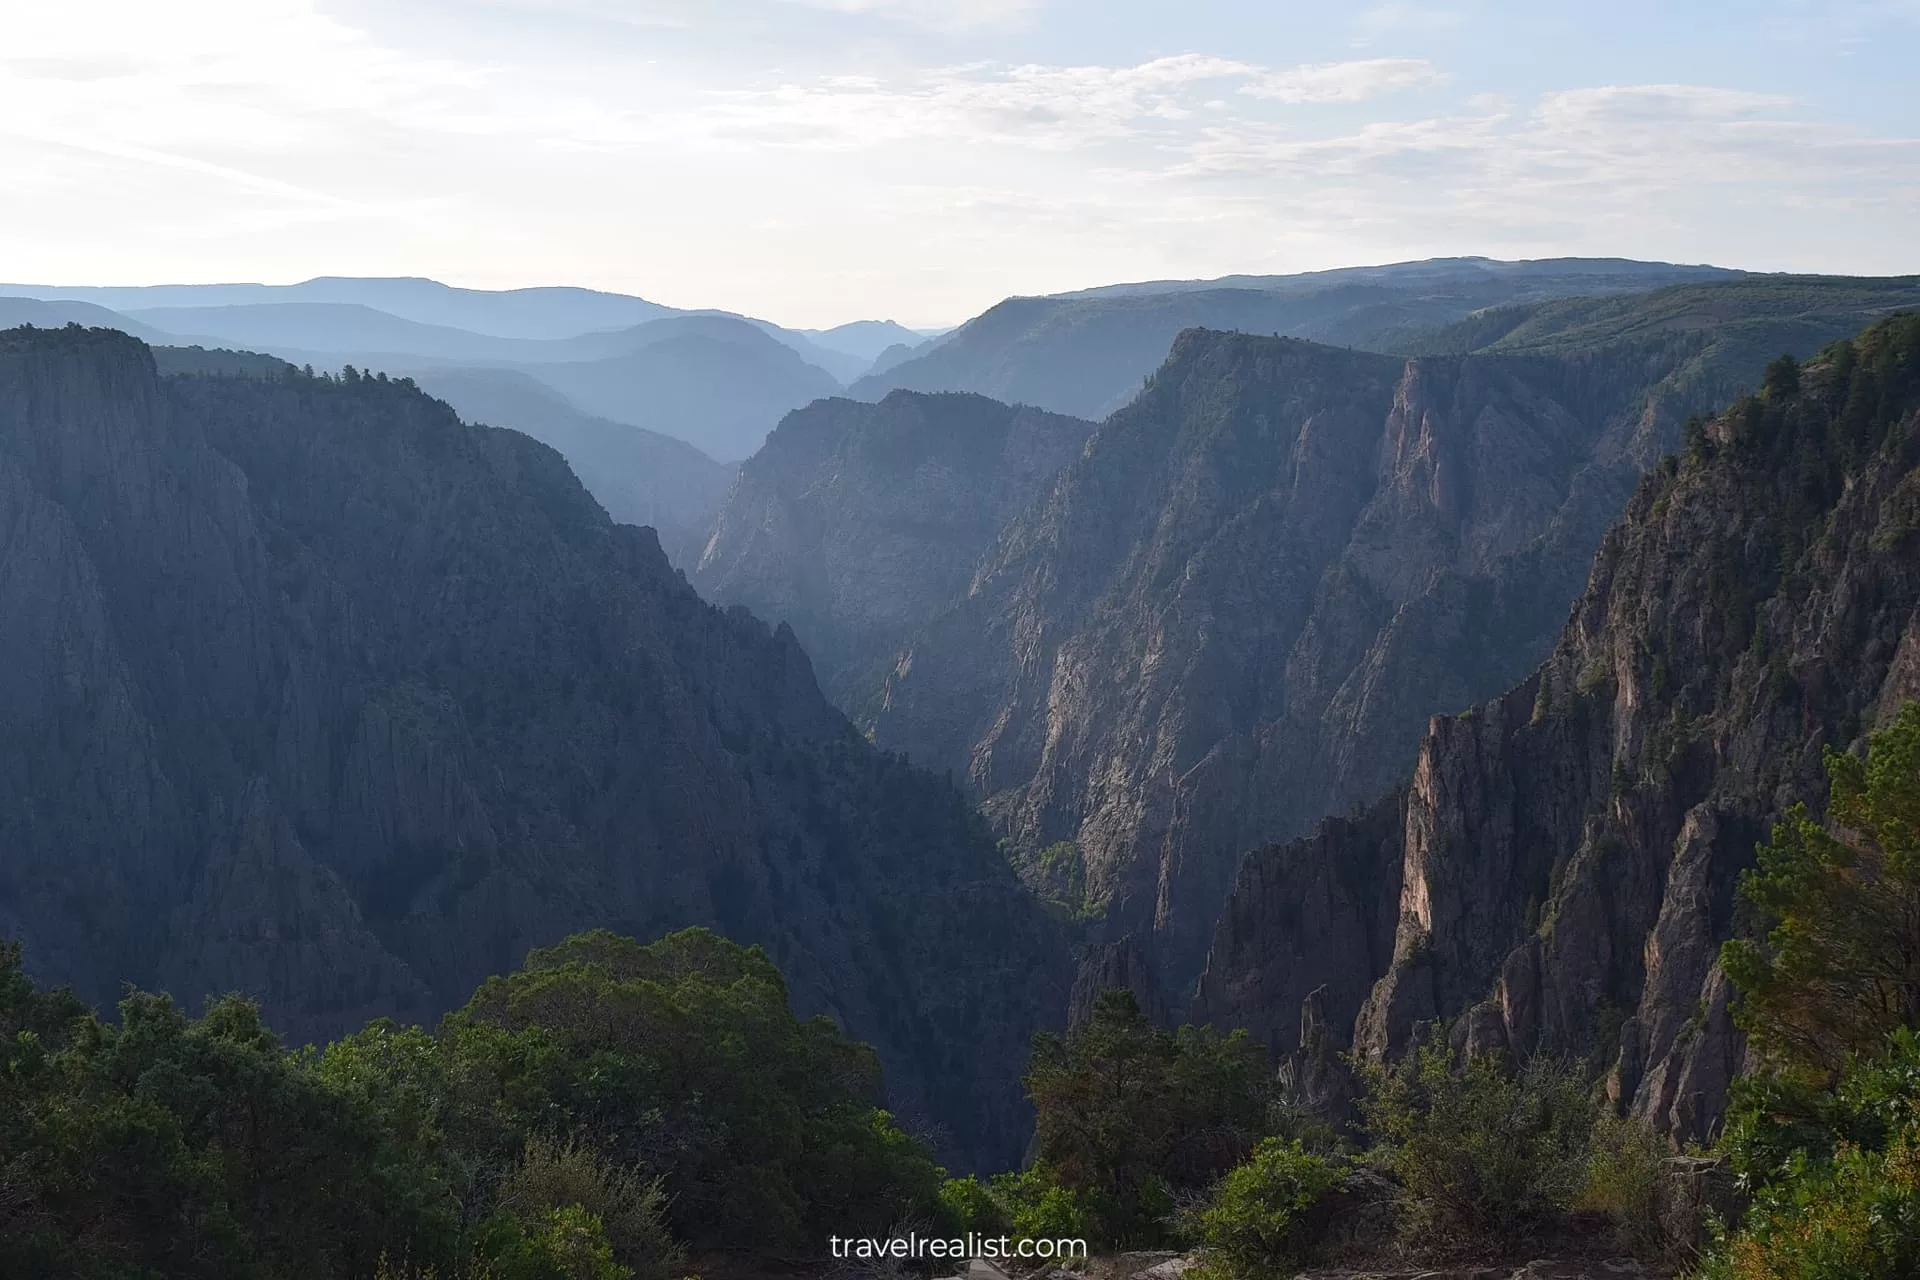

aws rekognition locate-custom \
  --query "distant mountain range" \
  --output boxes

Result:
[850,257,1755,419]
[0,259,1785,550]
[0,277,683,338]
[0,278,935,459]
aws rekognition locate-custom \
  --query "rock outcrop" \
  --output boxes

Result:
[1196,314,1920,1142]
[0,325,1067,1170]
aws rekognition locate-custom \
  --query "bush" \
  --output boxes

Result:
[1695,1118,1920,1279]
[939,1175,1009,1236]
[987,1165,1094,1241]
[1721,703,1920,1073]
[496,1136,681,1280]
[0,928,953,1275]
[444,927,946,1251]
[1581,1112,1672,1257]
[1700,701,1920,1275]
[1359,1043,1596,1254]
[1188,1139,1341,1280]
[1697,1029,1920,1279]
[472,1205,630,1280]
[1022,989,1272,1246]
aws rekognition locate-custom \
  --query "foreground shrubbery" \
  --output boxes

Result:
[981,980,1675,1269]
[1697,1033,1920,1279]
[0,928,945,1279]
[1184,1138,1341,1280]
[1579,1111,1675,1257]
[1359,1044,1597,1253]
[1693,705,1920,1278]
[1007,989,1275,1247]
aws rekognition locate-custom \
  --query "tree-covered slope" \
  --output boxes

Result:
[0,325,1066,1169]
[1389,276,1920,361]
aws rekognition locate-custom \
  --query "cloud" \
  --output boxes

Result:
[690,55,1447,152]
[1,0,484,153]
[1167,81,1920,258]
[1242,58,1448,102]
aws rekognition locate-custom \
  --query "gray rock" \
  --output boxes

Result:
[1198,320,1920,1141]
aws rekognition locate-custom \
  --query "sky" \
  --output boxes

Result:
[3,0,1917,328]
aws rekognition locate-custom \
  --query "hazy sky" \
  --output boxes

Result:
[5,0,1917,327]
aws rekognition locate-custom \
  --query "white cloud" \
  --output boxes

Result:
[689,55,1446,152]
[1242,58,1448,102]
[1167,82,1920,258]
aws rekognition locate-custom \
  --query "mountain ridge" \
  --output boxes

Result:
[848,259,1762,420]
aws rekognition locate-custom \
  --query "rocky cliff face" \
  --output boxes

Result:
[868,330,1720,1005]
[870,281,1920,1012]
[1196,314,1920,1142]
[0,326,1067,1170]
[693,391,1094,710]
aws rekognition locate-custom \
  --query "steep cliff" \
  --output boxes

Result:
[693,391,1095,709]
[1196,313,1920,1142]
[0,325,1067,1169]
[872,282,1920,1008]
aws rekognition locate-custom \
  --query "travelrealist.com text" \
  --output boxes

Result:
[827,1233,1090,1260]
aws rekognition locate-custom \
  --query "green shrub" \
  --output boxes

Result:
[471,1205,629,1280]
[1695,1114,1920,1279]
[1581,1112,1672,1257]
[0,928,952,1275]
[939,1175,1009,1236]
[1022,989,1272,1246]
[1697,1030,1920,1279]
[1721,704,1920,1074]
[1359,1043,1596,1253]
[496,1136,681,1280]
[444,928,946,1251]
[987,1165,1093,1240]
[1189,1139,1341,1280]
[1700,702,1920,1275]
